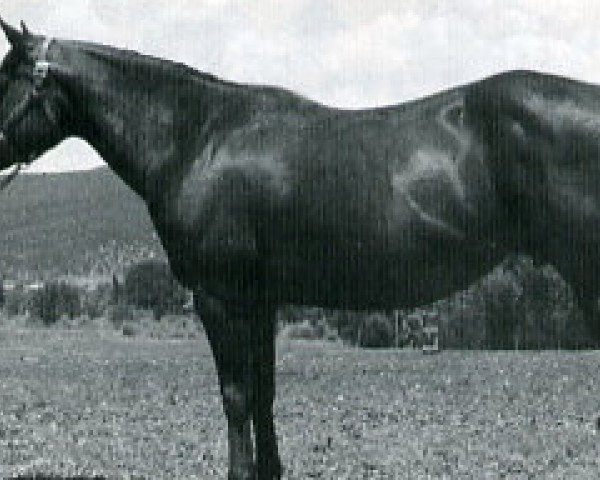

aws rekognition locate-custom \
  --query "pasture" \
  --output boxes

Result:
[0,328,598,479]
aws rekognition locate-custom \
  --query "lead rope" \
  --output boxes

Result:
[0,162,24,191]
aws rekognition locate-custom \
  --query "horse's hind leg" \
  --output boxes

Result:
[196,291,255,480]
[570,274,600,343]
[251,307,282,479]
[552,248,600,344]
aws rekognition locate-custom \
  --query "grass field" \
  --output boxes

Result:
[0,328,598,479]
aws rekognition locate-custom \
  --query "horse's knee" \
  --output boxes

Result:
[222,383,252,421]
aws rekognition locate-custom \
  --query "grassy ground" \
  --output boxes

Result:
[0,328,598,479]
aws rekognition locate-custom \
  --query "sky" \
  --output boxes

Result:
[1,0,600,172]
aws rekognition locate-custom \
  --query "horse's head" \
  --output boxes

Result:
[0,19,67,172]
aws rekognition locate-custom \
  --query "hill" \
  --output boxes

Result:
[0,167,165,281]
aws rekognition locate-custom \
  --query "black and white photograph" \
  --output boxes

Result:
[0,1,599,478]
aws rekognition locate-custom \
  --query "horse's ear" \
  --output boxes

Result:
[0,17,25,50]
[20,20,32,38]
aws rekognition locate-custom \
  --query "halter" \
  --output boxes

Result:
[0,37,55,190]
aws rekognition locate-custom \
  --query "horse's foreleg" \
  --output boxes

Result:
[251,311,282,479]
[196,292,255,480]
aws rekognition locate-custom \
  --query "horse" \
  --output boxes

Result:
[1,19,600,479]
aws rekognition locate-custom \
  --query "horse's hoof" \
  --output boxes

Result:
[228,467,255,480]
[256,463,282,480]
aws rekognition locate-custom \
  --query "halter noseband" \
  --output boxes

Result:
[0,37,55,189]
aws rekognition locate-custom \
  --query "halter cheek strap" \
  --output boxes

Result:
[34,37,52,85]
[34,37,56,123]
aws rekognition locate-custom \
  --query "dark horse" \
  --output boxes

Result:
[1,20,600,479]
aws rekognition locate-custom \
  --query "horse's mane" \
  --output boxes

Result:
[68,39,236,88]
[62,38,324,112]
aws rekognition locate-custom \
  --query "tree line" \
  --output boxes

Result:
[279,256,596,350]
[0,260,188,326]
[0,255,596,349]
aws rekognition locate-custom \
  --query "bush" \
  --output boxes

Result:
[482,273,520,349]
[122,322,139,336]
[359,313,395,348]
[328,310,363,345]
[81,282,114,319]
[107,302,133,328]
[4,283,27,316]
[29,281,81,326]
[124,260,187,320]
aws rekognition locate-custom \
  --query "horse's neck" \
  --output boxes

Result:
[63,43,243,201]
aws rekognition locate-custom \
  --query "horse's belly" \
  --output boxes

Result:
[265,238,504,309]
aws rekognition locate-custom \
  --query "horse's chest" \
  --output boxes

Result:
[149,185,261,293]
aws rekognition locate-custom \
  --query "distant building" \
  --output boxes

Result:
[24,282,44,292]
